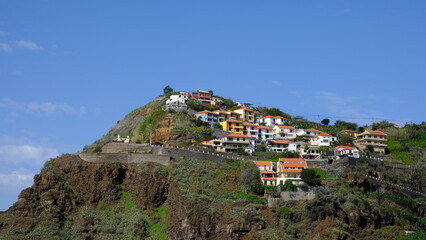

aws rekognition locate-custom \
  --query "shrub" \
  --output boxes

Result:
[93,146,102,153]
[276,206,292,219]
[301,169,322,186]
[283,179,296,191]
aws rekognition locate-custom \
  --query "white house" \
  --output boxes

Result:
[163,91,189,111]
[299,146,321,159]
[334,146,360,159]
[258,125,273,141]
[258,116,289,127]
[193,110,219,127]
[273,125,296,140]
[310,131,337,146]
[267,140,290,152]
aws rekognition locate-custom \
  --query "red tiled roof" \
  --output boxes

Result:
[223,119,243,123]
[319,132,333,137]
[279,158,308,168]
[258,125,273,129]
[366,130,387,136]
[255,161,273,166]
[261,170,276,174]
[194,110,214,114]
[272,140,290,144]
[235,108,262,114]
[340,130,359,133]
[306,128,321,133]
[276,125,294,129]
[226,133,250,138]
[261,178,277,181]
[334,145,356,150]
[243,122,258,126]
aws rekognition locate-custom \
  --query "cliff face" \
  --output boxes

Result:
[1,154,425,239]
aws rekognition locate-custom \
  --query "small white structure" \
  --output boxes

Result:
[236,102,253,109]
[334,146,360,159]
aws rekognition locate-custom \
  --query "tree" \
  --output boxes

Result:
[301,169,322,186]
[283,179,296,191]
[213,123,222,130]
[163,85,173,94]
[366,145,375,153]
[334,120,358,131]
[321,118,330,126]
[358,127,365,133]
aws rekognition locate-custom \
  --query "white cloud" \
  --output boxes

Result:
[0,168,34,188]
[0,43,12,52]
[0,99,86,116]
[14,40,43,51]
[0,144,59,165]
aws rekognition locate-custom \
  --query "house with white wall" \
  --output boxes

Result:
[273,125,296,140]
[193,110,219,127]
[334,146,360,159]
[243,122,259,139]
[258,125,273,141]
[254,161,276,186]
[258,116,289,127]
[276,158,308,185]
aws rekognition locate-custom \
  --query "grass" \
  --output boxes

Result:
[312,168,336,179]
[146,206,169,240]
[257,157,278,162]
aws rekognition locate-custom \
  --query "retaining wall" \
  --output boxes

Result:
[102,143,152,153]
[152,146,257,161]
[79,153,170,166]
[280,191,316,201]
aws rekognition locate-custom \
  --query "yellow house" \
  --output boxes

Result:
[340,130,359,139]
[220,119,243,134]
[233,108,262,123]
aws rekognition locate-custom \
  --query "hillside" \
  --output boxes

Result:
[1,91,426,239]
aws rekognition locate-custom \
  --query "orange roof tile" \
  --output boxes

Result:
[340,130,359,133]
[226,133,250,138]
[306,128,322,133]
[243,122,258,126]
[194,110,214,114]
[366,130,387,136]
[223,119,243,123]
[261,178,277,181]
[282,169,303,173]
[279,158,308,169]
[276,125,294,129]
[235,108,261,114]
[272,140,290,144]
[254,161,273,166]
[319,132,333,137]
[261,170,276,174]
[258,125,273,129]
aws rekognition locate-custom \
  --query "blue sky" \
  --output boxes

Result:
[1,1,425,210]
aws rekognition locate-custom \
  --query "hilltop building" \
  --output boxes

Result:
[354,130,387,154]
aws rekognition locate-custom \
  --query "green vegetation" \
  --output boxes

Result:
[312,168,336,179]
[163,85,173,94]
[301,169,322,186]
[283,179,296,191]
[321,118,330,125]
[93,145,102,153]
[133,105,164,143]
[145,206,169,240]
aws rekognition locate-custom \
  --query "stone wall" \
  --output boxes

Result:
[102,143,152,153]
[280,191,316,201]
[79,153,170,166]
[152,146,257,161]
